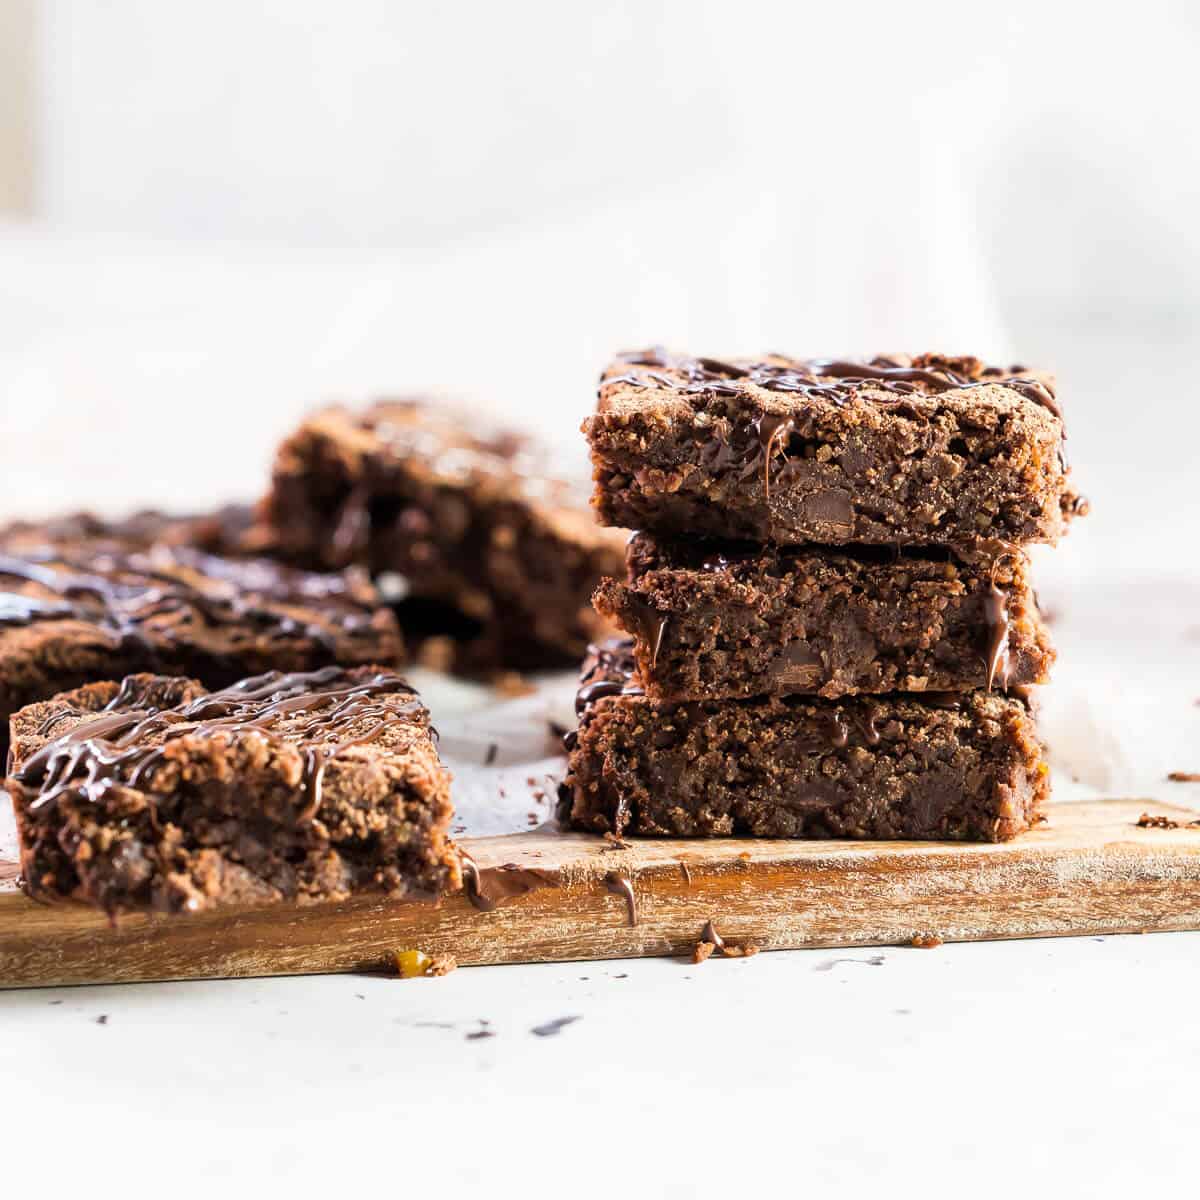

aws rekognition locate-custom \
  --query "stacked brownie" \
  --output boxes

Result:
[562,350,1085,842]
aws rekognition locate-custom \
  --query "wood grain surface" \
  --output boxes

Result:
[2,799,1199,989]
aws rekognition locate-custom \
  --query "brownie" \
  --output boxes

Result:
[561,641,1048,842]
[261,399,627,670]
[6,667,459,913]
[0,524,403,757]
[594,532,1054,701]
[584,350,1083,548]
[0,505,270,558]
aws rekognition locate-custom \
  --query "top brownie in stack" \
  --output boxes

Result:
[261,399,627,671]
[584,350,1079,547]
[0,516,403,752]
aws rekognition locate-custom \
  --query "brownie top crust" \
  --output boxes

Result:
[598,349,1061,424]
[10,666,427,810]
[274,398,616,559]
[0,535,401,669]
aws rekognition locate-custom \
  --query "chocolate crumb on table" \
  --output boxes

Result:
[584,350,1081,549]
[561,640,1048,842]
[1167,772,1200,783]
[261,398,627,671]
[6,666,459,915]
[0,516,404,756]
[599,531,1054,701]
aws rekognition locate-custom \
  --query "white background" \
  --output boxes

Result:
[2,2,1199,1193]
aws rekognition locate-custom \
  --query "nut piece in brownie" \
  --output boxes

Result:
[561,641,1048,842]
[6,667,459,913]
[261,399,626,670]
[0,525,404,751]
[595,532,1054,701]
[585,350,1083,547]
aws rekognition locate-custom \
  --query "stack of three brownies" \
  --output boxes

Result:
[562,350,1083,843]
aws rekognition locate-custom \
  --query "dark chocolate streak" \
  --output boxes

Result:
[0,546,378,657]
[14,667,420,821]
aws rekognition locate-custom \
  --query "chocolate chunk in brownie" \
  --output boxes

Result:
[595,532,1054,701]
[7,667,459,913]
[585,350,1081,548]
[561,640,1048,842]
[260,399,626,670]
[0,524,403,754]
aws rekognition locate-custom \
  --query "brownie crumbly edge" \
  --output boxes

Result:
[261,399,627,669]
[561,641,1048,843]
[594,532,1054,701]
[584,350,1082,548]
[6,666,460,914]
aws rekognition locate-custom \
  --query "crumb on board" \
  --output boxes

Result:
[910,934,944,949]
[1167,771,1200,783]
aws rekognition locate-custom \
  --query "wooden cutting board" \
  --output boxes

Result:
[2,798,1199,989]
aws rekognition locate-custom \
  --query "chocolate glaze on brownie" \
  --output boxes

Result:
[561,640,1048,842]
[0,524,403,756]
[585,350,1081,548]
[7,666,459,913]
[261,399,626,671]
[595,532,1054,701]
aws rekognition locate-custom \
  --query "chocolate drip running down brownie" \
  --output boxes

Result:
[585,350,1085,548]
[0,524,403,754]
[6,667,459,914]
[261,399,627,671]
[595,532,1053,701]
[561,641,1048,843]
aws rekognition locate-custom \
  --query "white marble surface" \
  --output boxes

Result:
[3,934,1197,1196]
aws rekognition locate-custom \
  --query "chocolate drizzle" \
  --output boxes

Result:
[603,871,638,926]
[574,639,645,716]
[752,413,796,502]
[624,594,669,670]
[983,555,1014,692]
[14,667,421,820]
[606,350,1064,419]
[0,544,384,662]
[460,851,558,912]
